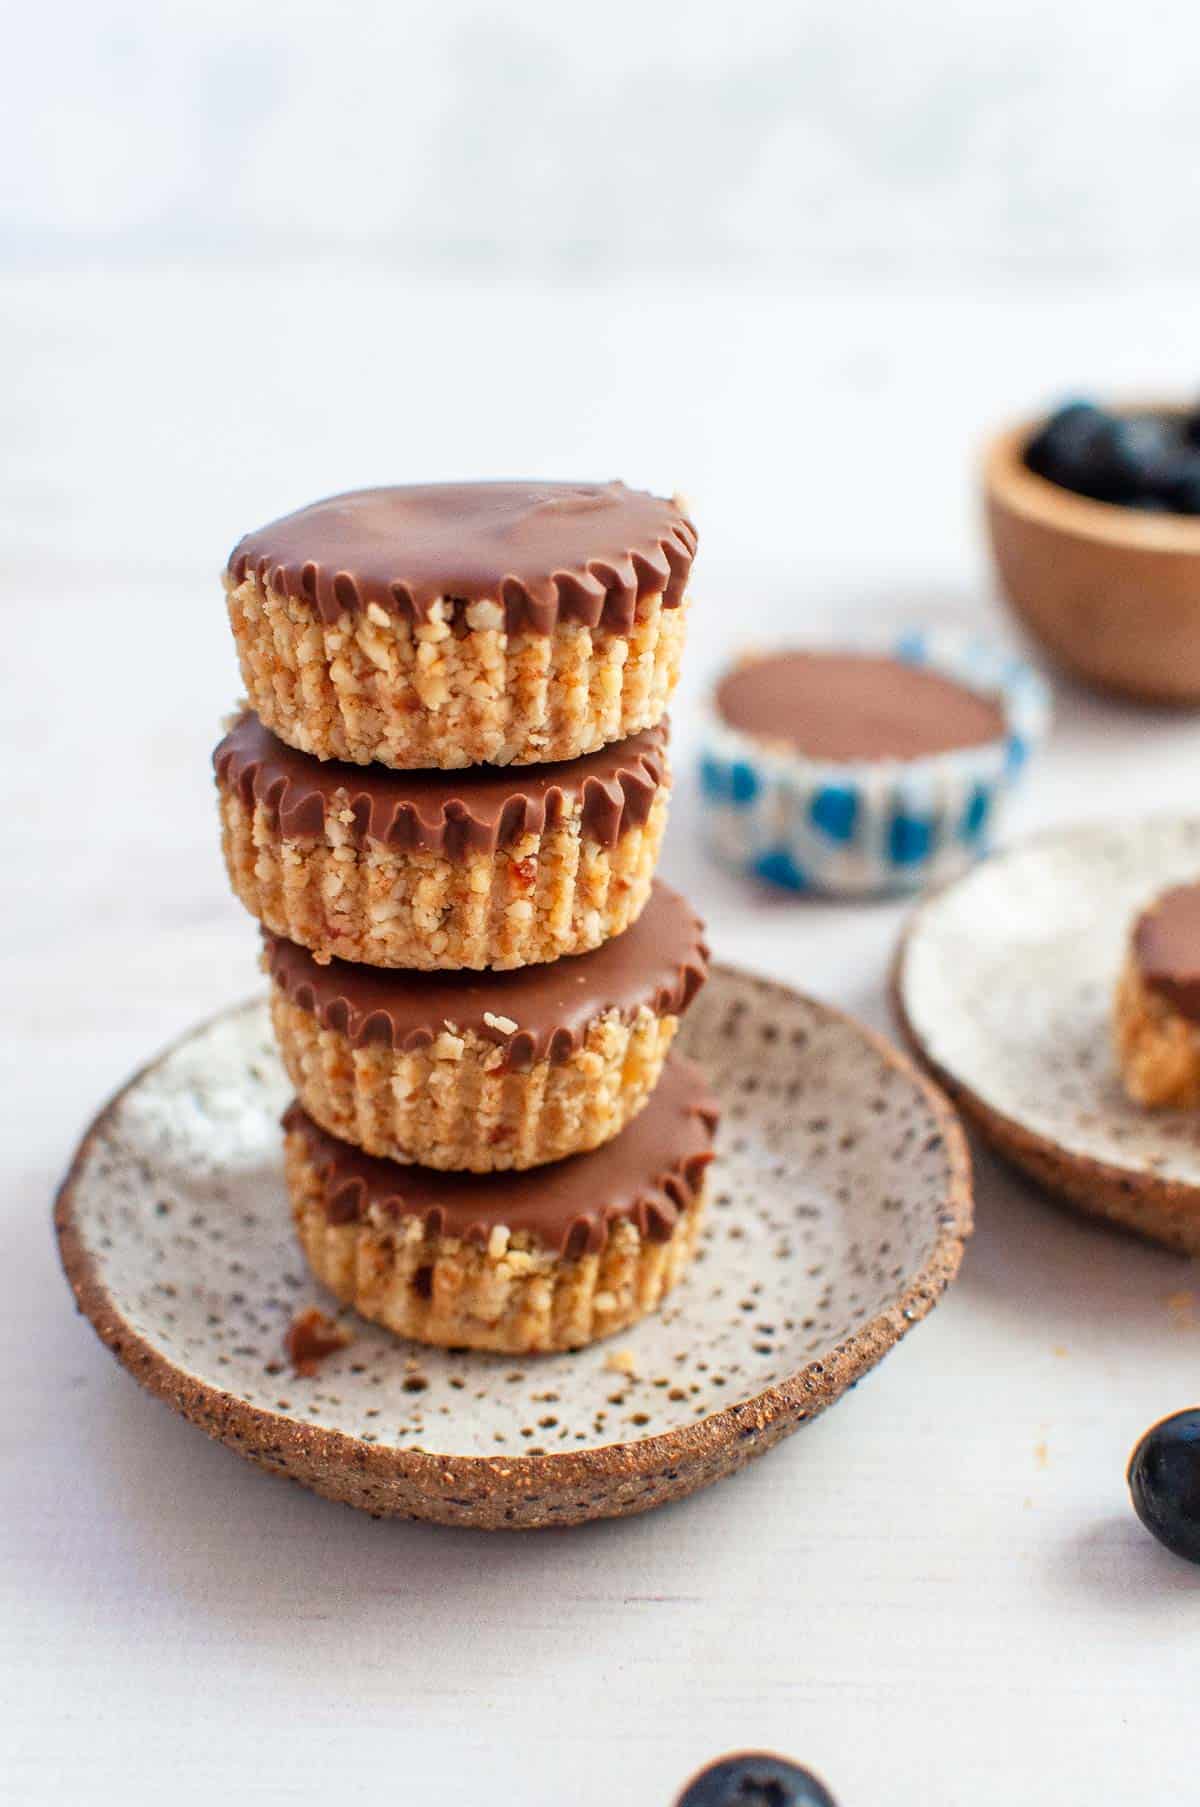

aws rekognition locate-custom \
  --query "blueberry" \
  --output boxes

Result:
[1025,400,1104,484]
[1127,1408,1200,1563]
[1024,400,1142,503]
[1115,413,1176,488]
[1159,449,1200,515]
[1183,404,1200,450]
[675,1752,838,1807]
[1172,481,1200,515]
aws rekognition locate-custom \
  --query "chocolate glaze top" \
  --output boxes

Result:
[264,881,708,1068]
[226,482,697,633]
[715,651,1006,762]
[284,1053,719,1256]
[1134,882,1200,1020]
[214,712,669,856]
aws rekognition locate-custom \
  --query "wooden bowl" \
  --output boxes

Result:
[984,410,1200,704]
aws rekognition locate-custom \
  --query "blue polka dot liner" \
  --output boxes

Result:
[698,628,1051,897]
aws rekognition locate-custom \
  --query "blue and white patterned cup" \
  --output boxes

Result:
[698,628,1050,896]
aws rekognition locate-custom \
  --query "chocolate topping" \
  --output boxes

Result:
[1134,883,1200,1020]
[715,651,1006,762]
[284,1054,719,1257]
[226,482,697,634]
[214,712,669,855]
[264,881,708,1068]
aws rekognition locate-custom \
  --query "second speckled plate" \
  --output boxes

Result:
[56,966,971,1528]
[895,817,1200,1254]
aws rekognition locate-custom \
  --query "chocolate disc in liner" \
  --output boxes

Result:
[264,880,708,1070]
[283,1054,719,1257]
[1134,882,1200,1020]
[214,712,669,856]
[226,481,697,634]
[715,650,1005,762]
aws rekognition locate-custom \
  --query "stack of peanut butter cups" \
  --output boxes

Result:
[213,482,718,1354]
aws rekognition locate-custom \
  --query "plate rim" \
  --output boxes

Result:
[892,818,1200,1250]
[55,964,973,1527]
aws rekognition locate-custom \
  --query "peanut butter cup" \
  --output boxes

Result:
[700,632,1047,896]
[264,881,708,1171]
[715,650,1005,762]
[1116,882,1200,1106]
[1132,884,1200,1020]
[214,712,671,970]
[283,1054,719,1353]
[223,481,697,770]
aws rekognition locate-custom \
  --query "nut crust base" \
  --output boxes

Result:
[225,577,689,769]
[1114,955,1200,1108]
[284,1128,707,1354]
[217,782,668,970]
[270,989,679,1171]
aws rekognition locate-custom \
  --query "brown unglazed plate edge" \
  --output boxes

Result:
[891,876,1200,1257]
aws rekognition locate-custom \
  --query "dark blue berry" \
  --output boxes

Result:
[1159,449,1200,515]
[1025,400,1103,482]
[1024,401,1142,503]
[1128,1409,1200,1564]
[1113,413,1175,490]
[1168,480,1200,515]
[1183,404,1200,450]
[675,1752,838,1807]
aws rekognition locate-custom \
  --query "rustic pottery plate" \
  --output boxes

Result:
[56,964,971,1529]
[895,817,1200,1254]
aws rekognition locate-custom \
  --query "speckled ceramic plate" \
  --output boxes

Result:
[895,817,1200,1254]
[56,965,971,1529]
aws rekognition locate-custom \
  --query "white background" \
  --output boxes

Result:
[5,7,1200,1805]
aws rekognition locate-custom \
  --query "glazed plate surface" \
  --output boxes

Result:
[896,817,1200,1251]
[57,965,970,1527]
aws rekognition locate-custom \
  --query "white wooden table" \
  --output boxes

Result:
[5,270,1199,1806]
